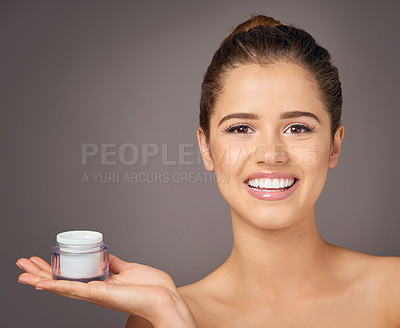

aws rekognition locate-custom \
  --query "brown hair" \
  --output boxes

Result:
[199,14,342,141]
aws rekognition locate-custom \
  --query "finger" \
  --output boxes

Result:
[35,278,140,305]
[18,272,46,286]
[16,257,30,270]
[108,254,135,274]
[17,273,88,300]
[17,275,119,308]
[29,256,51,271]
[16,258,52,279]
[36,278,108,302]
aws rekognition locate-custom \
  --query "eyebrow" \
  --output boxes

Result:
[217,110,320,127]
[280,111,321,123]
[217,113,259,127]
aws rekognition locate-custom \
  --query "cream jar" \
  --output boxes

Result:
[51,230,109,282]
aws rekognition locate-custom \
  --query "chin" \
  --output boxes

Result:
[231,207,305,231]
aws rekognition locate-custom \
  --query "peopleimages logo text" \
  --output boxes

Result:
[81,143,203,166]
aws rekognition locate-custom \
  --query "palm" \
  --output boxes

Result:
[107,259,176,289]
[17,254,182,321]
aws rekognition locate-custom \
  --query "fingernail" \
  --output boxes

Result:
[16,262,23,270]
[18,280,27,285]
[36,286,45,291]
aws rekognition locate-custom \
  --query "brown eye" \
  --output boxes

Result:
[284,124,313,134]
[236,126,249,133]
[290,126,301,133]
[226,124,254,134]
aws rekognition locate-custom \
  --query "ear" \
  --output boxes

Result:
[197,127,214,171]
[328,124,344,168]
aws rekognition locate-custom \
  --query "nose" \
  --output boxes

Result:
[253,139,289,166]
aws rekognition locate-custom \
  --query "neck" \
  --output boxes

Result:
[220,206,335,298]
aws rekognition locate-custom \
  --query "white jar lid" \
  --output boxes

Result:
[57,230,103,246]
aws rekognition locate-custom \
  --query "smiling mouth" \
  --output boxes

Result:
[246,178,298,192]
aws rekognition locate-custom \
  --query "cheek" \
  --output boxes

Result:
[288,137,330,167]
[296,140,331,197]
[211,141,249,175]
[311,140,331,170]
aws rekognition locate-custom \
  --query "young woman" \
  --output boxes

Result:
[17,14,400,328]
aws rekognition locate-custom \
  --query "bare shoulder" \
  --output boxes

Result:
[349,249,400,283]
[177,270,234,328]
[336,246,400,285]
[125,315,154,328]
[334,246,400,322]
[177,281,204,309]
[367,255,400,322]
[177,281,214,328]
[177,275,223,310]
[370,255,400,294]
[374,255,400,275]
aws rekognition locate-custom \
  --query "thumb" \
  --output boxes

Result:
[108,254,135,274]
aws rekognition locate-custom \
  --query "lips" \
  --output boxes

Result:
[244,172,299,201]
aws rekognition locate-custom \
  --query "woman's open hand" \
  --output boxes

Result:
[16,254,198,328]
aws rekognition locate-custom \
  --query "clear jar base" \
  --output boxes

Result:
[52,272,109,283]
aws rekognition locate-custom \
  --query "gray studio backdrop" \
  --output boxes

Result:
[2,0,399,327]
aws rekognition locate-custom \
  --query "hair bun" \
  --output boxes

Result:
[230,14,283,37]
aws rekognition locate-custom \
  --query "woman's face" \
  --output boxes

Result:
[198,62,344,230]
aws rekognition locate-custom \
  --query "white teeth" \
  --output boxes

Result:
[272,179,280,188]
[247,177,296,189]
